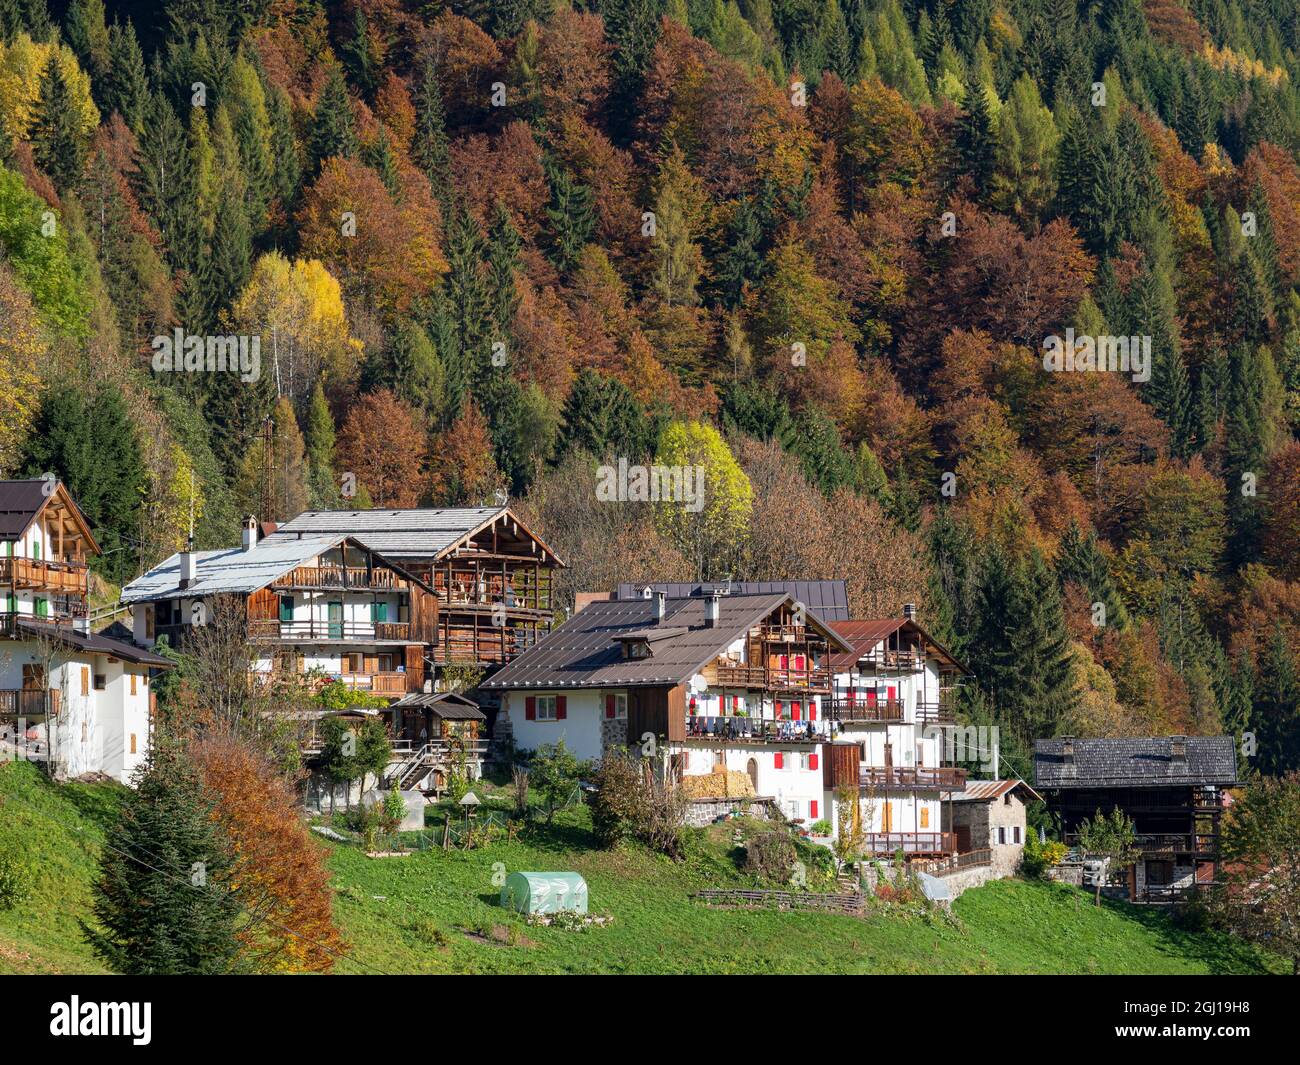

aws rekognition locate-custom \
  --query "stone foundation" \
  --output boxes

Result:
[683,797,775,828]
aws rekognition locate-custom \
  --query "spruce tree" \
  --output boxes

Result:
[444,205,493,395]
[306,65,357,176]
[303,380,340,508]
[84,740,246,975]
[487,201,522,334]
[410,57,450,198]
[544,160,595,275]
[33,53,88,190]
[556,369,653,462]
[1130,268,1194,456]
[958,76,997,192]
[104,19,149,133]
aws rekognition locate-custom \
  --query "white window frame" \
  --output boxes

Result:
[613,692,627,719]
[536,695,558,721]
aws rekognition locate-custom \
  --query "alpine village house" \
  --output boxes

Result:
[482,582,982,858]
[119,507,564,795]
[1,479,169,783]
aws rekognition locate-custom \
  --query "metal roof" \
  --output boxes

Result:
[119,536,432,603]
[1034,737,1237,789]
[615,580,851,622]
[828,617,968,673]
[952,779,1042,803]
[11,619,171,667]
[481,593,853,690]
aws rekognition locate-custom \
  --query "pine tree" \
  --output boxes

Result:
[0,0,20,44]
[363,124,400,198]
[410,57,450,197]
[486,201,521,335]
[718,380,797,449]
[556,369,654,461]
[306,66,357,176]
[545,160,596,274]
[265,82,300,213]
[387,319,446,419]
[791,405,857,496]
[303,380,339,508]
[444,205,493,397]
[1255,626,1300,775]
[603,0,667,140]
[1130,268,1194,456]
[33,53,88,190]
[104,19,149,133]
[64,0,109,81]
[958,76,997,191]
[84,740,246,975]
[342,7,379,99]
[24,0,53,42]
[713,195,765,309]
[1056,520,1129,630]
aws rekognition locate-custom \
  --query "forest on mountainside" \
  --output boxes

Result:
[2,0,1300,775]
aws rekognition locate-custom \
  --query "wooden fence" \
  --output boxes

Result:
[692,888,865,915]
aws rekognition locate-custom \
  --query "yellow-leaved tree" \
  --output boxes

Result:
[0,32,99,147]
[653,420,753,580]
[228,252,363,406]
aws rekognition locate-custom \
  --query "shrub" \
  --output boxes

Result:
[1020,833,1069,879]
[745,831,797,883]
[590,750,685,858]
[0,845,32,910]
[810,819,832,836]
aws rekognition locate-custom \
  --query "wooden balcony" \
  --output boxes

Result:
[270,565,409,591]
[248,619,413,642]
[1065,831,1217,856]
[0,557,89,596]
[683,716,828,745]
[829,698,904,722]
[0,689,60,716]
[861,832,958,856]
[857,649,924,671]
[860,766,966,791]
[915,700,956,726]
[712,662,832,693]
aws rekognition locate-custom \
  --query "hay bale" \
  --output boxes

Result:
[680,766,756,799]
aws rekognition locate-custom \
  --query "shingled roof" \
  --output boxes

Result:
[481,593,853,690]
[1034,736,1237,789]
[0,479,98,552]
[12,619,171,668]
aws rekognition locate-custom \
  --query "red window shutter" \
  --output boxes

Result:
[795,654,806,671]
[792,701,802,721]
[810,800,819,819]
[775,700,783,719]
[525,696,536,720]
[887,684,897,700]
[774,751,784,769]
[809,752,819,771]
[732,695,740,710]
[605,693,616,719]
[809,700,817,721]
[556,695,567,720]
[780,654,789,670]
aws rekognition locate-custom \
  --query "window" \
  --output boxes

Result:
[80,667,89,697]
[1013,826,1022,844]
[93,674,106,691]
[130,734,137,755]
[799,752,811,771]
[35,598,49,618]
[613,692,627,719]
[536,695,558,721]
[997,826,1007,845]
[278,596,294,622]
[371,601,389,623]
[920,807,930,828]
[130,674,137,696]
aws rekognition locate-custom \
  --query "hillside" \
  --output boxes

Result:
[0,762,1279,975]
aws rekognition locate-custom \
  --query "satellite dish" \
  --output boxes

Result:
[690,674,707,693]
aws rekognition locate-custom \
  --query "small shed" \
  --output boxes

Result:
[387,691,486,745]
[500,872,588,915]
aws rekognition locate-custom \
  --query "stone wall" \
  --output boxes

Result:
[683,797,775,828]
[600,717,628,753]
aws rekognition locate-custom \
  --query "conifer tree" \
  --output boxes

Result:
[303,380,340,508]
[307,66,357,176]
[486,201,522,334]
[33,53,89,190]
[104,19,148,132]
[545,160,595,275]
[84,740,246,976]
[957,75,997,192]
[411,57,450,197]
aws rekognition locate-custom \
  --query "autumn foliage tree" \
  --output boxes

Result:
[335,389,426,507]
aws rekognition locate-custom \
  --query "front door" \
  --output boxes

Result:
[328,601,343,638]
[881,801,893,833]
[746,758,758,790]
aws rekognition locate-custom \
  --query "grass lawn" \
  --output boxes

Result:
[0,761,1282,975]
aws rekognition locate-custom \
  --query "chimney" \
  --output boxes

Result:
[1061,736,1075,779]
[704,592,721,628]
[655,590,667,623]
[1170,735,1187,765]
[179,537,196,590]
[242,515,258,551]
[902,603,916,621]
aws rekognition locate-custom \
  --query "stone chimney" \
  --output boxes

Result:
[1170,735,1187,765]
[1061,736,1075,779]
[242,515,258,551]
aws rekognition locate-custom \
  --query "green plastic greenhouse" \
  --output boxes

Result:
[500,872,588,915]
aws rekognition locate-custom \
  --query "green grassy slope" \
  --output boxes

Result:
[0,762,1279,975]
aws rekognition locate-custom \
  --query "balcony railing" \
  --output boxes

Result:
[860,766,967,791]
[861,832,958,856]
[270,565,409,591]
[915,700,956,726]
[857,649,924,671]
[683,716,828,744]
[829,698,904,722]
[0,689,60,716]
[248,619,413,642]
[1066,831,1217,855]
[0,557,89,595]
[712,663,832,692]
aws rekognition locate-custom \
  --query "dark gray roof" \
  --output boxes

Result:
[1034,737,1237,789]
[482,593,852,690]
[12,619,171,667]
[615,581,851,622]
[388,691,485,720]
[0,480,49,540]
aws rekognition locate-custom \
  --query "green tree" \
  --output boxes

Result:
[531,739,583,824]
[306,65,357,175]
[84,740,246,974]
[33,52,91,190]
[1075,807,1139,906]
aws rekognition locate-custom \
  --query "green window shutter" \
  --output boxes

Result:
[372,601,388,623]
[279,596,294,622]
[36,598,48,617]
